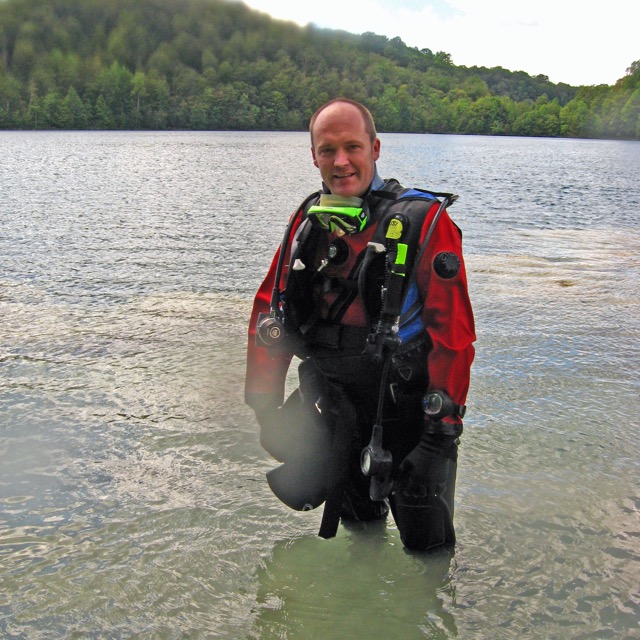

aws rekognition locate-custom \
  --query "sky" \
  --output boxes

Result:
[240,0,639,87]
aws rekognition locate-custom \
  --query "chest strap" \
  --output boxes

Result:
[305,323,369,353]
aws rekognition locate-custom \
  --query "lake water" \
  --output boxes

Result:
[1,131,639,639]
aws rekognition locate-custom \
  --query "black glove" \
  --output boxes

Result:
[397,433,458,498]
[247,392,285,460]
[246,392,281,429]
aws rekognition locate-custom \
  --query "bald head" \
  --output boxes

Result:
[309,98,377,146]
[309,99,380,197]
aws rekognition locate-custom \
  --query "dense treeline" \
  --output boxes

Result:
[1,0,638,138]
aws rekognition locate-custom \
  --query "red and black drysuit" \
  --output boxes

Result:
[245,178,475,551]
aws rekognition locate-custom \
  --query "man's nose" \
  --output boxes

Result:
[334,147,349,166]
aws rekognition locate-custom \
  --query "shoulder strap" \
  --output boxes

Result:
[270,190,322,313]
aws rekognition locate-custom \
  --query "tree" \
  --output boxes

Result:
[93,93,115,128]
[131,70,148,114]
[144,72,170,128]
[40,89,63,127]
[560,98,590,137]
[46,49,82,92]
[513,98,561,137]
[12,35,37,78]
[618,89,640,139]
[0,72,23,120]
[92,61,133,126]
[462,75,490,100]
[617,60,640,91]
[421,90,452,133]
[59,85,90,128]
[462,96,512,135]
[600,92,630,138]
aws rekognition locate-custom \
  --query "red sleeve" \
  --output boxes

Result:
[416,203,476,425]
[244,214,301,410]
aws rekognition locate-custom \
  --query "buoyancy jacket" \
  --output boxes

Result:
[245,178,476,434]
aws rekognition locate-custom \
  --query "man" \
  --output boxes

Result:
[245,98,475,551]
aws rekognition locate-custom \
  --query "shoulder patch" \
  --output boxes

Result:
[433,252,460,279]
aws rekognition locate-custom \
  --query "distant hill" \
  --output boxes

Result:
[0,0,638,138]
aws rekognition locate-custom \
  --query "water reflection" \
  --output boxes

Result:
[251,527,457,639]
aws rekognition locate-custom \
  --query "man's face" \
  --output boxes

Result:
[311,103,380,198]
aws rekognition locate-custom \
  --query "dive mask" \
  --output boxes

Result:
[307,194,368,235]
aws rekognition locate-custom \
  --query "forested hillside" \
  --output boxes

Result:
[1,0,638,138]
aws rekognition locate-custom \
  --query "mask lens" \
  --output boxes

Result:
[328,215,358,234]
[311,212,332,230]
[308,206,366,234]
